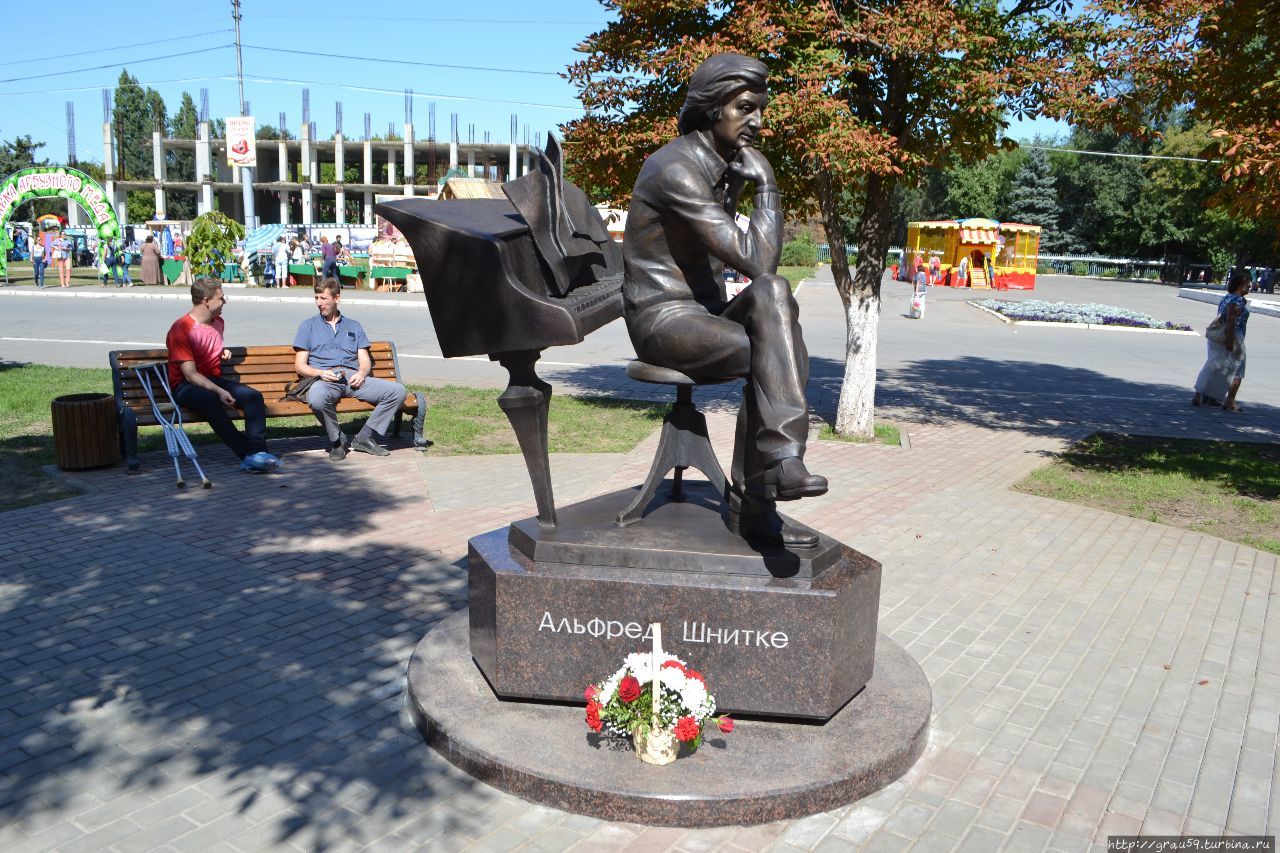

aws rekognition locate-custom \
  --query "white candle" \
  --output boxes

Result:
[651,622,662,725]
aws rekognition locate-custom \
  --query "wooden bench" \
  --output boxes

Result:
[109,342,428,471]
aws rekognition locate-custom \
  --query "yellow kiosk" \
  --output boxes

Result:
[900,218,1042,290]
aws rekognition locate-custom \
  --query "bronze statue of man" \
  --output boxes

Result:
[623,53,826,547]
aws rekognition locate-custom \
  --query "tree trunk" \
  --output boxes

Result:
[815,171,854,309]
[833,173,897,437]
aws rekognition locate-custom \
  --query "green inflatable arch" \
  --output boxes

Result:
[1,166,122,276]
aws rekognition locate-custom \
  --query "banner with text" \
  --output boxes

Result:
[225,116,257,168]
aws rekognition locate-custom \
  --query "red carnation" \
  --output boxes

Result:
[718,716,734,734]
[662,660,687,674]
[687,669,706,685]
[585,700,602,732]
[674,715,701,743]
[584,684,597,702]
[618,674,641,703]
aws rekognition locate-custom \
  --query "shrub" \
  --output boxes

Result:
[186,211,245,278]
[780,232,818,266]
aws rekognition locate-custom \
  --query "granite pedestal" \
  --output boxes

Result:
[408,610,932,827]
[471,481,881,720]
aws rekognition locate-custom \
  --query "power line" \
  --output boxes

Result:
[1023,144,1221,165]
[236,75,577,112]
[0,76,233,98]
[0,73,581,113]
[0,30,231,67]
[248,13,600,24]
[0,96,64,132]
[0,45,234,85]
[239,44,557,76]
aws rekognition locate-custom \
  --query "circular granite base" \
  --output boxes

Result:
[407,610,932,827]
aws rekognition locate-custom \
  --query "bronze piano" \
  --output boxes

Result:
[376,137,623,527]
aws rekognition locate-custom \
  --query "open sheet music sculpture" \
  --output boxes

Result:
[622,53,826,547]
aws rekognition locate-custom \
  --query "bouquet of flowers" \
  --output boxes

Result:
[584,625,732,764]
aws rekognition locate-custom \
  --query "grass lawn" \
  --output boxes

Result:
[1016,432,1280,555]
[3,260,120,287]
[0,363,667,512]
[777,265,815,290]
[816,423,902,446]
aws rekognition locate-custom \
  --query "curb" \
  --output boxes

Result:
[0,287,430,309]
[1179,287,1280,319]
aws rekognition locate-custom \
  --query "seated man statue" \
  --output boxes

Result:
[293,278,408,460]
[623,53,826,547]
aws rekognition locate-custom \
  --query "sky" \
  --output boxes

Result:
[0,0,1064,167]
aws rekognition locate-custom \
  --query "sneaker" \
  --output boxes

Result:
[328,439,348,462]
[240,455,267,474]
[350,435,390,457]
[240,451,282,473]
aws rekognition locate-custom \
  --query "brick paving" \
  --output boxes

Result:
[1,274,1278,851]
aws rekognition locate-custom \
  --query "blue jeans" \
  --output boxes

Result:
[112,263,132,285]
[173,376,269,460]
[32,258,46,287]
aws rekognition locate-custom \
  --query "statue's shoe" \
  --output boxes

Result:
[726,501,819,549]
[758,456,828,502]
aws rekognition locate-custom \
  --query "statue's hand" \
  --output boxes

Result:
[730,146,776,188]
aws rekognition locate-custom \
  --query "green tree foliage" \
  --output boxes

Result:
[113,70,171,222]
[0,133,47,176]
[564,0,1092,435]
[186,211,244,277]
[1052,129,1149,257]
[113,70,155,179]
[165,92,200,220]
[1078,0,1279,227]
[0,133,60,220]
[1004,148,1061,250]
[255,124,296,141]
[942,157,1003,220]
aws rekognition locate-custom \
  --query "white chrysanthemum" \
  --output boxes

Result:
[679,679,708,712]
[622,652,652,684]
[599,671,622,704]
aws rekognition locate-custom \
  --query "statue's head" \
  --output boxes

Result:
[678,53,769,149]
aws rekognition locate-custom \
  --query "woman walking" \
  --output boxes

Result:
[1192,271,1250,411]
[52,231,72,287]
[140,235,163,285]
[30,235,47,288]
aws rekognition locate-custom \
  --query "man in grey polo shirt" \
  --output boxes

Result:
[293,278,408,460]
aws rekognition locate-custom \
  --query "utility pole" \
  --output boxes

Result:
[232,0,256,229]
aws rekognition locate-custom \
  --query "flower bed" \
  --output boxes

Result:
[973,299,1193,331]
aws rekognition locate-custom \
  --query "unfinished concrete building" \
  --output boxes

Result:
[99,95,539,227]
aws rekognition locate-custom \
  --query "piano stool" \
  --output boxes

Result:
[615,360,733,526]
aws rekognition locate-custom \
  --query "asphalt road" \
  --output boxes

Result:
[0,273,1274,407]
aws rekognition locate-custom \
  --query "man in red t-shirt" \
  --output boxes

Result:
[166,278,280,473]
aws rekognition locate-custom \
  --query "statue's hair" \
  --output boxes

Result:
[677,53,769,136]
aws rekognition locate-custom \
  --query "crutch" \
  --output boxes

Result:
[132,362,212,489]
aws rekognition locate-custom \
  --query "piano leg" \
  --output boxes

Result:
[494,350,557,528]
